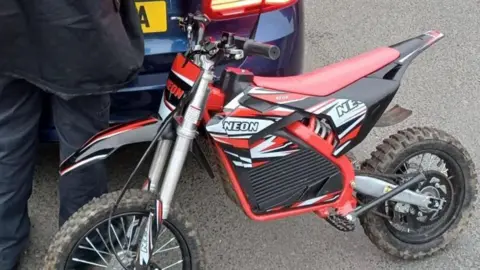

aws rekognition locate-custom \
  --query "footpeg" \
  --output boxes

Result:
[325,215,355,232]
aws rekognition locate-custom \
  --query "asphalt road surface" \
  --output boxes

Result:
[21,0,480,269]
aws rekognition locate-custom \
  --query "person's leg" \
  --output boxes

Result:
[51,94,110,226]
[0,78,42,269]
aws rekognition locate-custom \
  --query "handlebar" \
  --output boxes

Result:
[233,36,281,61]
[172,14,281,62]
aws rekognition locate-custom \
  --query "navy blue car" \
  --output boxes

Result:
[39,0,305,142]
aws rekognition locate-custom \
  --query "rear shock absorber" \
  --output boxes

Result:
[311,116,359,166]
[308,116,338,147]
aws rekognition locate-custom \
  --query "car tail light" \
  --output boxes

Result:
[203,0,298,20]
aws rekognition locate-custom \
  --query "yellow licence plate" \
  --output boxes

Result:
[135,0,167,34]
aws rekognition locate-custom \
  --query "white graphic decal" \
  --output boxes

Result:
[277,97,308,104]
[326,99,367,128]
[159,94,174,120]
[207,117,275,137]
[172,70,194,86]
[225,151,253,168]
[271,107,295,113]
[306,99,336,114]
[60,154,109,175]
[248,87,285,95]
[223,121,259,132]
[308,99,367,129]
[250,136,299,159]
[333,141,351,156]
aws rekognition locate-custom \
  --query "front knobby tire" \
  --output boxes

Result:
[359,127,478,260]
[44,189,205,270]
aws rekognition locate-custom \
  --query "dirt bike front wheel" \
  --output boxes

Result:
[44,189,205,270]
[359,127,478,260]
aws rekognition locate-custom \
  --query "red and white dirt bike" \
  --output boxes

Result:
[45,13,478,270]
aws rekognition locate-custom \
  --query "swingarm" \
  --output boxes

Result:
[348,173,445,221]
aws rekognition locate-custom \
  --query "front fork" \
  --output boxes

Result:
[134,69,213,268]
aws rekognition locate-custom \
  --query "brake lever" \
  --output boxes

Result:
[219,33,244,60]
[170,16,188,32]
[226,48,244,60]
[172,14,210,43]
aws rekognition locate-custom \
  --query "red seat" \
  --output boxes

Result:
[253,47,400,97]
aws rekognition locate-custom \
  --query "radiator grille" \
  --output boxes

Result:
[249,149,339,210]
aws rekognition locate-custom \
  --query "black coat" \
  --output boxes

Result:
[0,0,144,99]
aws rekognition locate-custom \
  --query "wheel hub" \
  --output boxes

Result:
[388,170,451,232]
[417,185,441,213]
[415,171,449,217]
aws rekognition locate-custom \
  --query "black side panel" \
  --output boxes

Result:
[248,148,342,212]
[274,130,312,150]
[217,69,254,104]
[248,112,306,144]
[240,95,277,113]
[330,77,400,154]
[316,174,343,196]
[330,77,400,108]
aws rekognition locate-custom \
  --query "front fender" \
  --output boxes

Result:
[60,116,162,175]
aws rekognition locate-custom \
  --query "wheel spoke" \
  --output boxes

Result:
[436,159,448,174]
[162,260,184,270]
[121,217,128,243]
[417,153,426,171]
[154,237,176,255]
[157,226,167,239]
[126,216,138,251]
[96,228,112,254]
[426,153,436,170]
[153,245,179,255]
[110,223,125,251]
[72,257,108,268]
[86,236,109,265]
[78,245,111,256]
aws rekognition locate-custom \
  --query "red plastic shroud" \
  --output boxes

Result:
[174,55,359,221]
[202,109,357,221]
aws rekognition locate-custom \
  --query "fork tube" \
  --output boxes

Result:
[148,139,173,193]
[159,71,213,218]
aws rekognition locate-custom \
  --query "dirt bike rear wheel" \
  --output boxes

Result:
[44,189,205,269]
[359,127,478,260]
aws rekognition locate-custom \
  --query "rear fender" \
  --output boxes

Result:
[60,116,162,175]
[374,104,412,127]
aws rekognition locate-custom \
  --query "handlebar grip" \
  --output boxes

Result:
[234,37,281,60]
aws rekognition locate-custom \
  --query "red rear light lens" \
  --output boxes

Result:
[203,0,298,20]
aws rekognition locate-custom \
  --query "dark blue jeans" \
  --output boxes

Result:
[0,77,109,269]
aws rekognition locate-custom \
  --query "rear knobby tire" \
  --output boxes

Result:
[359,127,478,259]
[44,189,205,269]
